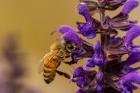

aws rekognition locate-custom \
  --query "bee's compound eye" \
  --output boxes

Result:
[67,44,74,49]
[66,42,77,51]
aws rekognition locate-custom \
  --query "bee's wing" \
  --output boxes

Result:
[38,50,58,74]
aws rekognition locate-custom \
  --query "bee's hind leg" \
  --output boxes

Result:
[63,61,77,65]
[56,70,70,79]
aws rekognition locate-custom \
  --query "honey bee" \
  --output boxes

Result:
[39,40,78,84]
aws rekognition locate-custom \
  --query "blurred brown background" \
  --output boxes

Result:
[0,0,139,93]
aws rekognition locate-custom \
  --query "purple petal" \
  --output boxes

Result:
[86,56,105,67]
[119,72,140,85]
[96,83,103,92]
[72,67,87,88]
[124,67,140,73]
[121,0,139,15]
[125,51,140,67]
[58,25,82,46]
[78,3,92,22]
[125,83,138,90]
[78,3,88,15]
[110,37,122,44]
[108,37,123,48]
[94,41,102,55]
[93,41,105,66]
[124,25,140,48]
[70,49,83,64]
[77,3,96,39]
[58,25,71,34]
[72,67,85,78]
[86,58,95,67]
[93,56,104,67]
[77,22,96,39]
[118,72,140,92]
[86,41,105,67]
[96,71,103,81]
[75,80,85,88]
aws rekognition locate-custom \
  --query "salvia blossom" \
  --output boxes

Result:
[71,67,86,88]
[125,51,140,67]
[77,3,96,39]
[119,72,140,93]
[121,0,139,15]
[58,25,82,46]
[71,66,96,93]
[86,41,105,67]
[96,70,103,82]
[124,25,140,50]
[95,70,103,92]
[44,0,140,93]
[78,3,92,22]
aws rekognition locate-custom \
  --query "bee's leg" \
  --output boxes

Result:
[63,57,82,65]
[56,70,70,79]
[63,61,76,65]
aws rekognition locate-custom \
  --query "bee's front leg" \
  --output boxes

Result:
[56,70,70,79]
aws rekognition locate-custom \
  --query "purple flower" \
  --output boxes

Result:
[58,25,82,46]
[96,71,103,82]
[124,25,140,50]
[71,67,86,87]
[96,83,103,92]
[77,22,96,39]
[125,51,140,67]
[86,41,105,67]
[72,67,85,79]
[119,72,140,92]
[78,3,92,22]
[95,70,103,92]
[121,0,139,15]
[67,48,84,65]
[86,58,95,67]
[93,41,103,54]
[121,72,140,83]
[77,3,96,39]
[108,36,123,48]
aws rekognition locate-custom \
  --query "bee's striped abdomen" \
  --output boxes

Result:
[43,63,57,84]
[43,51,60,84]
